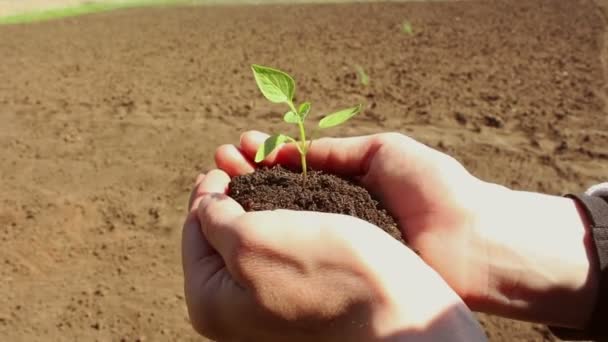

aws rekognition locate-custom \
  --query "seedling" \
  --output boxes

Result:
[402,20,413,35]
[354,64,370,86]
[251,64,361,178]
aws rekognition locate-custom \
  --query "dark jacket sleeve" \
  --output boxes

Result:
[549,183,608,341]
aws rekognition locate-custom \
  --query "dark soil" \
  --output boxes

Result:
[228,166,404,243]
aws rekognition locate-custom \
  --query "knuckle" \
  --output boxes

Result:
[375,132,408,145]
[369,133,414,158]
[198,193,230,236]
[373,133,421,154]
[206,168,225,180]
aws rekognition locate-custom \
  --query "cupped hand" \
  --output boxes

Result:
[182,169,486,341]
[214,130,601,330]
[215,131,492,307]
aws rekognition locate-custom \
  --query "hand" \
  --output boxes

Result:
[182,170,486,341]
[215,131,598,329]
[216,131,488,305]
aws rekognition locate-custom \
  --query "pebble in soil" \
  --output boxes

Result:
[228,165,404,243]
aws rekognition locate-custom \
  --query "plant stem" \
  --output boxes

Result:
[288,101,308,178]
[297,121,308,178]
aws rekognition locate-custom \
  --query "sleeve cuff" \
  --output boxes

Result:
[549,193,608,341]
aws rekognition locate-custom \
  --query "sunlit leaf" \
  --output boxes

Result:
[254,134,293,162]
[318,104,362,129]
[251,64,295,104]
[402,20,413,35]
[298,102,311,119]
[283,111,300,124]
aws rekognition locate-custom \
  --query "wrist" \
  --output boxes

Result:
[470,184,599,327]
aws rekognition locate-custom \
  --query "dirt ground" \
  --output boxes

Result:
[0,0,606,341]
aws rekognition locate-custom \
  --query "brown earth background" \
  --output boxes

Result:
[1,0,607,341]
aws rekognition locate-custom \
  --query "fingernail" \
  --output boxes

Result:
[248,130,269,142]
[240,130,268,145]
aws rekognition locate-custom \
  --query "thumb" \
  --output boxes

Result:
[197,192,245,267]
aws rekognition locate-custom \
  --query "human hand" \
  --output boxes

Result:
[216,131,598,329]
[182,170,486,341]
[216,131,488,306]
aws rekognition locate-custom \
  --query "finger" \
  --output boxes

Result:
[239,209,406,255]
[239,130,385,177]
[182,210,216,271]
[195,173,206,185]
[198,192,246,265]
[182,207,250,340]
[215,144,255,177]
[189,169,231,210]
[184,170,231,265]
[188,173,206,212]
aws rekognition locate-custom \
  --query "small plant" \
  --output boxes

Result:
[251,64,361,178]
[402,20,413,35]
[354,64,370,86]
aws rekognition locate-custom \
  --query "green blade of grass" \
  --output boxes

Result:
[402,20,414,35]
[0,0,197,25]
[354,64,370,86]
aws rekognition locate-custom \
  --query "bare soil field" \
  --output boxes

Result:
[0,0,606,341]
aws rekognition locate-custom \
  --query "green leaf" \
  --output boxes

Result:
[251,64,295,104]
[283,111,300,124]
[318,104,362,129]
[254,134,292,163]
[298,102,311,119]
[354,65,370,86]
[402,20,413,35]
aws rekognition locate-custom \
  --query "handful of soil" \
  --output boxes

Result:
[228,165,404,243]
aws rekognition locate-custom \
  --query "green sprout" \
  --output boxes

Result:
[251,64,361,178]
[354,64,370,86]
[402,20,414,35]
